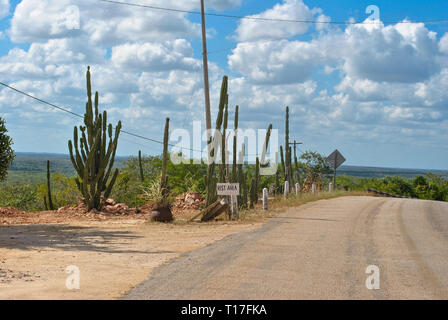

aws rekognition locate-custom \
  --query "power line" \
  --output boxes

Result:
[0,81,203,153]
[97,0,448,25]
[0,81,83,119]
[0,81,268,157]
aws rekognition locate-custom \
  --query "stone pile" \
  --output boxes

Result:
[172,192,205,210]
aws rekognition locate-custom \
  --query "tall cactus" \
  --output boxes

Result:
[206,76,227,206]
[232,105,239,182]
[289,145,294,186]
[254,157,260,201]
[46,160,54,210]
[220,97,229,183]
[249,177,255,209]
[68,66,122,211]
[280,145,285,178]
[161,118,170,203]
[237,142,245,208]
[285,106,290,184]
[138,150,144,182]
[242,172,248,209]
[275,168,280,195]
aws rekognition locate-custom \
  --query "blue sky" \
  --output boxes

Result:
[0,0,447,170]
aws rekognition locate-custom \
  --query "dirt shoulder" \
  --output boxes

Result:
[0,192,368,299]
[0,219,260,299]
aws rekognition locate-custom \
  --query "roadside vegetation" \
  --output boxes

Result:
[336,174,448,201]
[1,154,447,212]
[1,68,447,214]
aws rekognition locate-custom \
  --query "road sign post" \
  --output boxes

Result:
[326,150,346,190]
[217,183,239,219]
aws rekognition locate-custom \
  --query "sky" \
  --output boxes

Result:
[0,0,447,170]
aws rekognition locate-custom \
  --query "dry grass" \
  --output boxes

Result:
[149,191,371,225]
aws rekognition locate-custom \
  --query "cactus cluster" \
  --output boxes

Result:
[44,160,54,210]
[160,118,170,205]
[68,66,122,211]
[205,76,228,206]
[138,150,144,182]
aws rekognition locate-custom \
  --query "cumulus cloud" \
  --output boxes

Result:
[340,21,441,83]
[235,0,314,42]
[9,0,200,44]
[440,32,448,54]
[230,18,446,86]
[229,40,327,84]
[0,0,9,19]
[111,40,201,72]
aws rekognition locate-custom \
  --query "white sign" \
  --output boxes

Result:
[216,183,240,196]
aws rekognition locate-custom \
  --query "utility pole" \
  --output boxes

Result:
[289,140,303,182]
[200,0,212,149]
[289,140,303,161]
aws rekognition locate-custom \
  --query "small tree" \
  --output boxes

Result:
[0,117,15,182]
[68,66,122,211]
[300,151,331,191]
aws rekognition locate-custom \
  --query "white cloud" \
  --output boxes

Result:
[235,0,314,42]
[340,20,441,83]
[9,0,200,44]
[111,40,201,72]
[230,18,445,85]
[440,32,448,54]
[0,0,9,19]
[229,40,326,84]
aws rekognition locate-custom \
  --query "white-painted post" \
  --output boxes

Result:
[284,181,289,199]
[263,188,268,210]
[329,182,333,193]
[295,183,300,196]
[312,183,317,195]
[231,194,238,219]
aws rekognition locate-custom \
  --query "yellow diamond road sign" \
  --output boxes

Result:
[327,149,346,169]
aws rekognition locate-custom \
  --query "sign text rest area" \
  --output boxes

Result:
[216,183,240,196]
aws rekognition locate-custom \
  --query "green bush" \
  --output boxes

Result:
[0,184,39,211]
[36,173,80,209]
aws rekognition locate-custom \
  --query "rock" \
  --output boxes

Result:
[105,198,116,206]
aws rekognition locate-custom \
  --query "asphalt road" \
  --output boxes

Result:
[124,196,448,299]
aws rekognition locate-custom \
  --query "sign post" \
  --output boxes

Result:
[326,149,346,189]
[217,183,240,219]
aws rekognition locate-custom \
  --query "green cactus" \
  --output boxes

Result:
[249,177,255,209]
[275,168,280,195]
[237,142,245,208]
[46,160,55,210]
[138,150,144,182]
[206,76,227,206]
[68,66,122,211]
[160,118,170,203]
[280,145,285,178]
[255,157,260,201]
[220,97,229,183]
[232,105,239,182]
[285,106,290,183]
[289,145,294,186]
